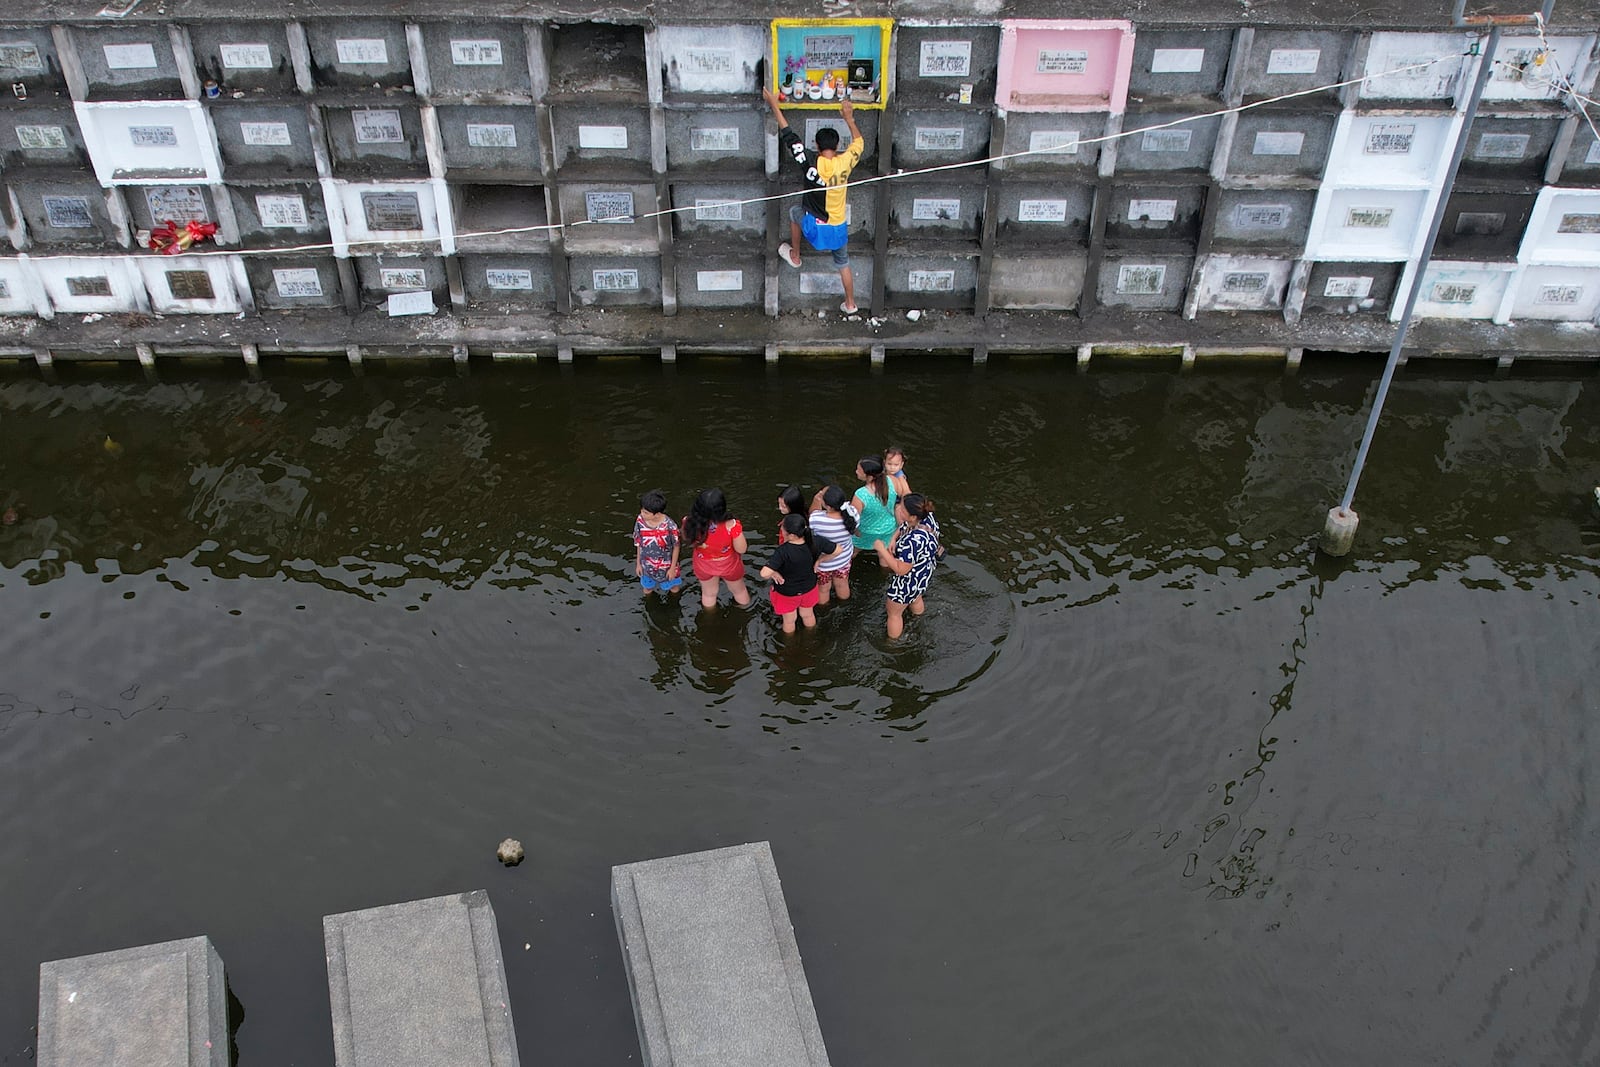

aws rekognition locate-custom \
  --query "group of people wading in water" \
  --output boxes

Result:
[630,448,945,639]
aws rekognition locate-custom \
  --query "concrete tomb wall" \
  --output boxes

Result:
[0,9,1594,346]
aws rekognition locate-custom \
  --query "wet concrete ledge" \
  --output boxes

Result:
[323,890,520,1067]
[1,306,1595,364]
[612,841,831,1067]
[37,936,227,1067]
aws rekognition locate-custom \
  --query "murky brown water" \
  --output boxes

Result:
[2,356,1597,1066]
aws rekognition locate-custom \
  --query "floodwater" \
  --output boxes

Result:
[1,355,1597,1066]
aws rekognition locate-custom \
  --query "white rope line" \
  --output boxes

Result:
[9,55,1484,264]
[1524,14,1600,153]
[1547,82,1600,151]
[1485,55,1600,124]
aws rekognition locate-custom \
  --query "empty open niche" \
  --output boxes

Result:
[548,23,647,96]
[453,184,550,250]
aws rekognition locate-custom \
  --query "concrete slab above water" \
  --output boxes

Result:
[612,841,831,1067]
[37,935,227,1067]
[323,889,520,1067]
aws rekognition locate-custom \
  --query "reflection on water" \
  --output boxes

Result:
[1187,571,1325,902]
[4,367,1595,594]
[1,361,1598,1066]
[616,551,1012,725]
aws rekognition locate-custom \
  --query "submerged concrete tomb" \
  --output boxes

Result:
[323,889,521,1067]
[612,841,831,1067]
[36,935,227,1067]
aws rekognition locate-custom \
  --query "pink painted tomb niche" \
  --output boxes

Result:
[995,20,1134,113]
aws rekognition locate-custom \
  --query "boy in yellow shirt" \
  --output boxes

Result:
[762,87,865,314]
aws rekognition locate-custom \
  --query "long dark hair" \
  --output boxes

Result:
[683,488,728,547]
[859,456,888,505]
[902,493,935,522]
[778,485,805,516]
[781,512,819,558]
[821,484,858,535]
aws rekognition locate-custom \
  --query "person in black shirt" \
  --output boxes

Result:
[761,86,866,314]
[760,512,841,632]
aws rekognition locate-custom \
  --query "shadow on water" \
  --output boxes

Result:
[226,983,245,1067]
[1183,565,1325,902]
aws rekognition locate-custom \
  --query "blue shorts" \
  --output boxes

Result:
[641,571,682,591]
[789,205,849,266]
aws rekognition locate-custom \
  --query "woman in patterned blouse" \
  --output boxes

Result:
[871,493,941,639]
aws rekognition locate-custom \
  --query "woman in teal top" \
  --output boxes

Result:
[851,455,898,553]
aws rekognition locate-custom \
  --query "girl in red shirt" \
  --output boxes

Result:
[683,487,751,609]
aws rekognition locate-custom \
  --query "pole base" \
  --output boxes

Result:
[1319,506,1359,557]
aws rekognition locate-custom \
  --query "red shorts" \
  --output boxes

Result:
[770,585,820,614]
[693,551,744,581]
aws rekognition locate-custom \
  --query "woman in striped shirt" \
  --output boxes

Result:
[808,485,860,605]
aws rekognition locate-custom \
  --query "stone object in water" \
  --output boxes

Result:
[611,841,831,1067]
[37,935,227,1067]
[324,890,520,1067]
[496,838,525,867]
[1319,505,1360,557]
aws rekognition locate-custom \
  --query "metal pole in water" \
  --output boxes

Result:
[1319,24,1505,556]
